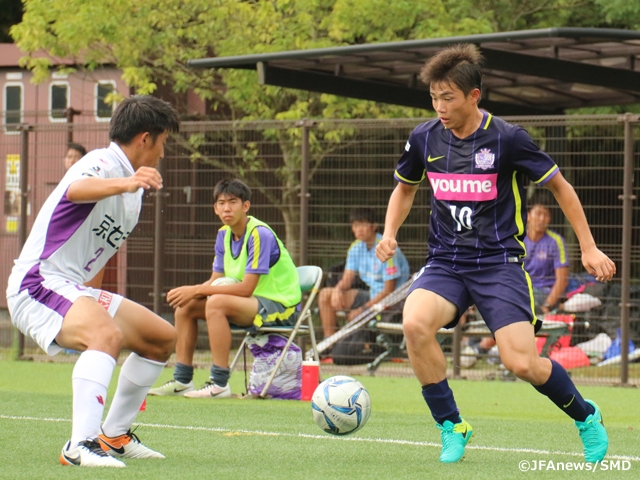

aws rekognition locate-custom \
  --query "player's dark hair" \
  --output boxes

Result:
[420,43,484,98]
[528,189,555,210]
[67,142,87,157]
[109,95,180,145]
[350,207,377,225]
[214,178,252,203]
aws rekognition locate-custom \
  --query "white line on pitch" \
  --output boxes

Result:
[2,414,638,463]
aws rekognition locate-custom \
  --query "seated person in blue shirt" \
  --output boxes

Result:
[524,196,569,315]
[318,208,410,338]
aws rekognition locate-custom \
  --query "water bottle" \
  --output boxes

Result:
[301,360,320,401]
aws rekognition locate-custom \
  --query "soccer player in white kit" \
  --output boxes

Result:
[6,95,180,468]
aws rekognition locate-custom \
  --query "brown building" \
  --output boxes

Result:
[0,43,131,307]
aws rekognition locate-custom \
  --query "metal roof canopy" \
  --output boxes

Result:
[189,28,640,115]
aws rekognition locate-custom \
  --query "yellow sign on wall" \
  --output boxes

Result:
[5,153,21,233]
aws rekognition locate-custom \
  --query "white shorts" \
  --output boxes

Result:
[7,276,123,356]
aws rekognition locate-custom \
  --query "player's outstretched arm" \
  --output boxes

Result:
[376,182,419,262]
[67,166,163,203]
[545,172,616,282]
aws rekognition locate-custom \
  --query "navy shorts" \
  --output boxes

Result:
[408,260,540,334]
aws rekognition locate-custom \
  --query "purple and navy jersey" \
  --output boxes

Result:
[212,226,280,275]
[395,112,559,267]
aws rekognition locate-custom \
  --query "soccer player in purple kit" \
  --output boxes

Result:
[6,95,180,467]
[376,44,615,464]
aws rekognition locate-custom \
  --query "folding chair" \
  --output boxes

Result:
[229,265,323,398]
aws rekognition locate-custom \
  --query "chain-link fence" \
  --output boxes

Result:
[1,115,638,385]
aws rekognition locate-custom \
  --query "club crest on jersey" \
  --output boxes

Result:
[475,148,495,170]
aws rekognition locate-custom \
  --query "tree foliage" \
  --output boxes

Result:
[594,0,640,28]
[11,0,630,120]
[444,0,593,32]
[10,0,638,250]
[11,0,493,120]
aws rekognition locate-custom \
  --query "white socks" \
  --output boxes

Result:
[101,353,165,438]
[70,350,116,448]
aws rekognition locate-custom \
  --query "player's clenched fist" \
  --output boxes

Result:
[582,246,616,283]
[127,166,163,192]
[376,237,397,263]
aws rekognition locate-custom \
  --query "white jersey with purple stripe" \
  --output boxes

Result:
[7,142,142,303]
[395,112,559,268]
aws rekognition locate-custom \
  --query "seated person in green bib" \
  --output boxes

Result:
[150,178,301,398]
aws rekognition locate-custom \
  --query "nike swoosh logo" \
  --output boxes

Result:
[563,395,575,409]
[99,439,125,455]
[454,423,469,438]
[174,387,190,393]
[427,155,444,162]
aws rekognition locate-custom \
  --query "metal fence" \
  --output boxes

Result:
[1,114,638,385]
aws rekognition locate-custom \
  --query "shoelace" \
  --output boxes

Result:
[79,439,109,457]
[198,381,215,391]
[125,427,142,444]
[577,419,599,446]
[437,424,455,449]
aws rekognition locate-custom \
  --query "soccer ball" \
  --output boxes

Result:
[311,375,371,435]
[211,276,240,286]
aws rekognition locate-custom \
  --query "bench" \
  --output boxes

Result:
[367,319,576,373]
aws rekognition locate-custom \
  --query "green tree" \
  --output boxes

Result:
[594,0,640,28]
[11,0,486,253]
[443,0,604,32]
[11,0,626,252]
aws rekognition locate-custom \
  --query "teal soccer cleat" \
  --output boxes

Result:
[575,400,608,463]
[436,419,473,463]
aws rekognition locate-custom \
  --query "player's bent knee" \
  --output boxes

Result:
[137,328,176,361]
[318,287,332,302]
[402,316,437,340]
[502,356,535,380]
[163,329,178,357]
[205,294,235,316]
[88,322,125,352]
[149,340,175,362]
[154,323,177,359]
[178,299,206,319]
